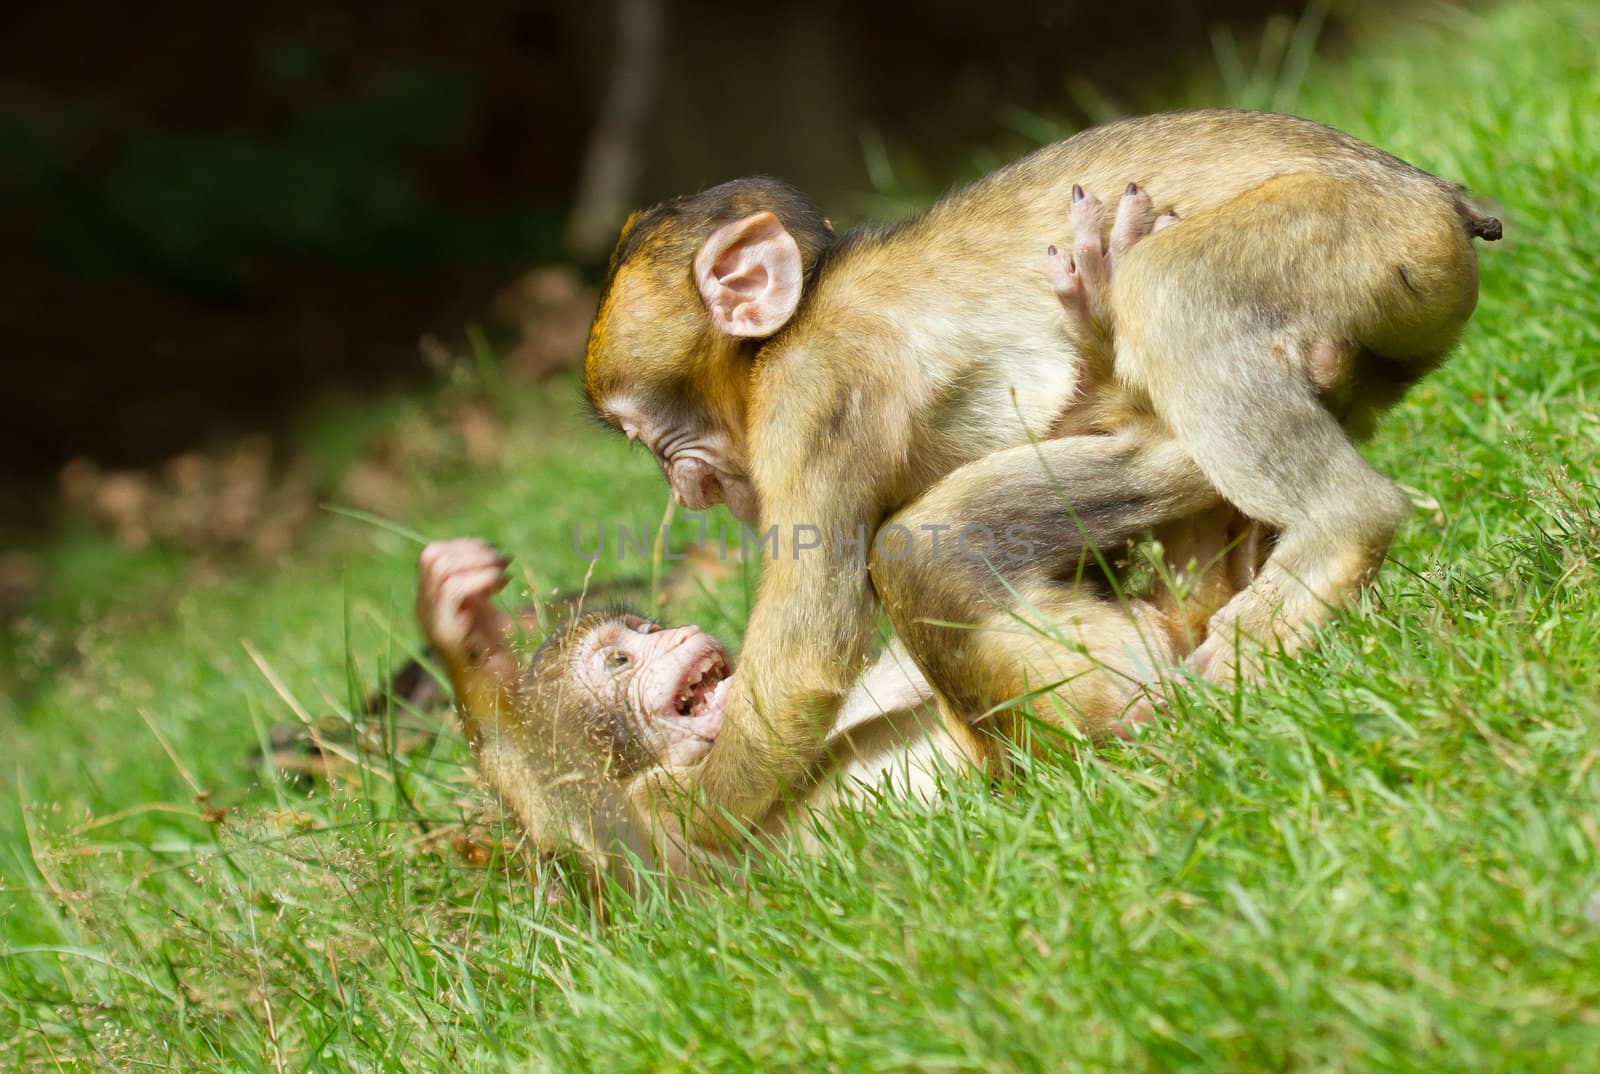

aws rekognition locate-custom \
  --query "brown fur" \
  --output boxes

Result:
[428,595,976,889]
[583,109,1497,838]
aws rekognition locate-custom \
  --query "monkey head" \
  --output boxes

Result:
[582,178,836,522]
[531,609,733,773]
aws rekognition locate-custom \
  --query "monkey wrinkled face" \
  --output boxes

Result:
[570,614,732,768]
[603,397,761,522]
[583,199,817,526]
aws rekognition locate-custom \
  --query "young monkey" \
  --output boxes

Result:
[585,111,1502,839]
[416,538,980,886]
[419,223,1280,879]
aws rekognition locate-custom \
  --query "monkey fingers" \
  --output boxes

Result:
[1046,185,1106,331]
[1045,244,1084,319]
[1069,184,1109,305]
[1107,183,1157,272]
[1050,183,1170,336]
[417,538,515,674]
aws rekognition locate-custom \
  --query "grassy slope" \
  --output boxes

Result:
[5,2,1600,1070]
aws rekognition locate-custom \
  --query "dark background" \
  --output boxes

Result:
[1,1,1376,491]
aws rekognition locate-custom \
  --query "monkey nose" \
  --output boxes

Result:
[671,481,711,510]
[659,624,702,645]
[670,459,723,510]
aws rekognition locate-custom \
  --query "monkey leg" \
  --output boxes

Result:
[869,434,1222,755]
[1110,172,1482,682]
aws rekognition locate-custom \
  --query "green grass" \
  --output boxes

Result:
[5,2,1600,1070]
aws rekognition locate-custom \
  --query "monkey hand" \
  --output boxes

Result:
[1047,182,1178,350]
[416,538,517,683]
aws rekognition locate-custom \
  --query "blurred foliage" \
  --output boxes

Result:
[0,1,1465,491]
[0,46,565,300]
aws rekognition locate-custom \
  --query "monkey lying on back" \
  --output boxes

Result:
[583,110,1501,839]
[416,538,984,883]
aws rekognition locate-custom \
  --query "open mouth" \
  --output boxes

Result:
[674,645,730,718]
[642,634,732,766]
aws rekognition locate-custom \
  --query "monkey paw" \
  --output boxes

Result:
[1185,615,1270,689]
[1047,182,1178,334]
[417,538,515,670]
[1108,687,1168,740]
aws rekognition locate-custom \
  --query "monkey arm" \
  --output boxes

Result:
[694,539,882,827]
[416,541,568,852]
[418,543,571,856]
[678,374,909,839]
[418,540,659,882]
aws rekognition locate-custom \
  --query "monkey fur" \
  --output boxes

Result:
[415,538,978,888]
[582,109,1501,840]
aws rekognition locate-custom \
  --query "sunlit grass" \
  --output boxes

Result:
[5,0,1600,1069]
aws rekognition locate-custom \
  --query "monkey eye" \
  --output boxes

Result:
[606,650,631,670]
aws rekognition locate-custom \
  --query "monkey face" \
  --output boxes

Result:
[583,269,761,522]
[568,614,731,768]
[602,398,760,522]
[583,181,835,528]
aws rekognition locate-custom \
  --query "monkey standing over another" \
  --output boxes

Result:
[414,210,1236,879]
[582,109,1501,840]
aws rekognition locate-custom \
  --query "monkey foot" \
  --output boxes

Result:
[417,538,515,674]
[1107,683,1170,740]
[1047,182,1178,331]
[1184,626,1267,688]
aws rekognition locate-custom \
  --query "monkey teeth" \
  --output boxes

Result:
[652,648,728,765]
[674,651,729,718]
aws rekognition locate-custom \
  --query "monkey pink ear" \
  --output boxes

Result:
[693,211,803,338]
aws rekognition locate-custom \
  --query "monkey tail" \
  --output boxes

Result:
[367,653,447,714]
[1469,216,1503,242]
[1455,196,1503,242]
